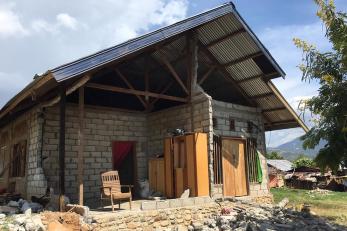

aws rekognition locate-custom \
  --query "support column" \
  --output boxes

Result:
[59,85,66,211]
[187,32,198,132]
[78,87,85,205]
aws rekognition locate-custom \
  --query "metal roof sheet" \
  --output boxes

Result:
[267,159,293,172]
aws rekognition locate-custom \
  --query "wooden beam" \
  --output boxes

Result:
[198,66,215,85]
[250,92,273,99]
[262,107,286,113]
[206,28,246,48]
[158,53,189,95]
[149,81,174,109]
[42,74,92,108]
[145,71,149,103]
[198,44,256,107]
[78,87,84,206]
[267,81,309,132]
[115,68,147,109]
[236,72,278,84]
[59,85,66,212]
[222,51,263,67]
[86,83,188,103]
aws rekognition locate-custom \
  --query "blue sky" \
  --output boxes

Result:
[0,0,346,147]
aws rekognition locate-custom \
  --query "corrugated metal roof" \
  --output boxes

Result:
[267,159,293,172]
[50,3,234,82]
[0,2,308,132]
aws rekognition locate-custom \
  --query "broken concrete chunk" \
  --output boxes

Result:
[277,197,289,208]
[0,205,18,214]
[180,189,190,199]
[7,200,20,207]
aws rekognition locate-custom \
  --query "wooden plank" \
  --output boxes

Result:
[185,134,196,196]
[115,68,147,109]
[195,133,209,196]
[164,138,174,198]
[206,28,246,48]
[86,83,188,103]
[148,159,157,191]
[222,139,236,196]
[157,159,165,194]
[59,85,66,211]
[175,168,184,197]
[233,140,247,196]
[222,51,263,67]
[77,87,84,205]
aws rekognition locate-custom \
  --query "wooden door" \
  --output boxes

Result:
[222,139,248,197]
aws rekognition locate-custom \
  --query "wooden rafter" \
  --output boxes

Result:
[206,28,246,48]
[86,83,187,103]
[198,43,275,124]
[222,51,263,67]
[198,66,215,85]
[149,81,174,107]
[262,107,286,113]
[157,52,189,95]
[115,68,147,109]
[236,72,278,84]
[250,92,273,99]
[198,44,256,107]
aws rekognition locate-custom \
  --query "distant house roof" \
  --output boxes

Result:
[0,2,308,132]
[267,159,293,172]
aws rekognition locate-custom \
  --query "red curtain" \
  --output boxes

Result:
[112,141,133,170]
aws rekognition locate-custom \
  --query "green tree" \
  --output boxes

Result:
[294,0,347,172]
[293,154,316,168]
[266,151,284,160]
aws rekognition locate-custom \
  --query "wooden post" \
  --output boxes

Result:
[187,33,198,132]
[78,87,85,205]
[59,85,66,211]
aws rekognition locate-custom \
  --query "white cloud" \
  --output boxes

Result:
[56,13,78,30]
[0,4,28,38]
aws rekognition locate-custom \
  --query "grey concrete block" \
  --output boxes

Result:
[141,201,157,211]
[156,200,170,209]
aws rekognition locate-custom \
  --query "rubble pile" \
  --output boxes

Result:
[188,201,346,231]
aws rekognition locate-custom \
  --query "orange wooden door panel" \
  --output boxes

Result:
[222,139,248,197]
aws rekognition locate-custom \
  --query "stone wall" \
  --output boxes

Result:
[211,100,269,196]
[42,105,147,204]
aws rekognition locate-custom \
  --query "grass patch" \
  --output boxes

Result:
[271,187,347,226]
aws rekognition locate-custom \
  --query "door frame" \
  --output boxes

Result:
[111,141,137,190]
[220,136,250,197]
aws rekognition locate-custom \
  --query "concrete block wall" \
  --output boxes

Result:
[42,105,147,204]
[26,108,48,199]
[211,100,269,196]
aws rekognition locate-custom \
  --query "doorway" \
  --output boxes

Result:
[112,141,136,193]
[222,138,248,197]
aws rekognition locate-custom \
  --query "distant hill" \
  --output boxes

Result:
[267,137,326,161]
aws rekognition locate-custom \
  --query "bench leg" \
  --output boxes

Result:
[129,196,132,210]
[111,194,114,212]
